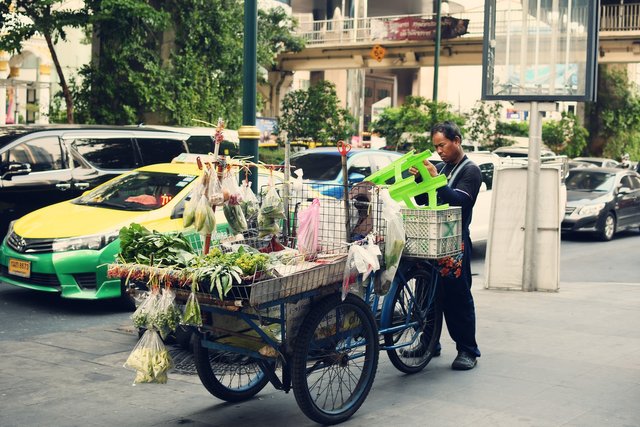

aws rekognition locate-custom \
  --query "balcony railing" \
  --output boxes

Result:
[293,4,638,48]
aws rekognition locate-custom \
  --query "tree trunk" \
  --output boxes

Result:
[44,33,74,124]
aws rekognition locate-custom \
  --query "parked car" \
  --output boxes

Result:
[562,168,640,240]
[138,125,240,155]
[572,157,620,169]
[288,147,403,198]
[493,146,556,159]
[0,125,191,239]
[0,156,295,303]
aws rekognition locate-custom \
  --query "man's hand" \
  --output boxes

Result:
[409,159,438,179]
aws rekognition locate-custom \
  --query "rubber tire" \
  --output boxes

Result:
[192,334,270,402]
[291,293,379,425]
[598,212,616,241]
[384,264,443,374]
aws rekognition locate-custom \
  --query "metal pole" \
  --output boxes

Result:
[433,0,442,110]
[523,101,541,292]
[239,0,260,195]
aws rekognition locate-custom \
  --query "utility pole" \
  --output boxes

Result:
[432,0,443,121]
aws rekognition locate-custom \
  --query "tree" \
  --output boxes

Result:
[542,112,588,158]
[464,100,502,148]
[369,96,464,151]
[76,1,304,127]
[0,1,88,123]
[585,65,640,159]
[279,81,355,144]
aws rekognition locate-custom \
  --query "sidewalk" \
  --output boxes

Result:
[1,281,639,427]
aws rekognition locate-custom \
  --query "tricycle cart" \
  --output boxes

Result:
[111,158,461,425]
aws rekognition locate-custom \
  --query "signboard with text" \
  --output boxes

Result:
[385,16,469,41]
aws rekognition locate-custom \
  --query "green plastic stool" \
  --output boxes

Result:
[365,150,449,209]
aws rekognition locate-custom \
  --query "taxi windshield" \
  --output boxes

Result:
[74,171,197,211]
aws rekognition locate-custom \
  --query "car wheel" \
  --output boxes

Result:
[598,212,616,241]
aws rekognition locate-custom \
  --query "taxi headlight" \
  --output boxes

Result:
[52,231,119,252]
[575,203,605,217]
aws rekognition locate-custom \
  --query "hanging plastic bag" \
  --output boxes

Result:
[258,182,285,237]
[182,277,202,327]
[183,173,207,227]
[221,169,248,234]
[341,239,381,300]
[150,288,182,341]
[377,188,405,295]
[206,170,225,207]
[239,178,259,224]
[292,168,304,197]
[194,194,216,236]
[296,198,320,255]
[124,329,173,384]
[130,289,159,330]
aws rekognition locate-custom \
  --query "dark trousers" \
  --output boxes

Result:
[439,235,481,357]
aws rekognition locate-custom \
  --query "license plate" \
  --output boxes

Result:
[8,258,31,278]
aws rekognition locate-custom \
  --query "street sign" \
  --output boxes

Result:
[481,0,598,102]
[370,45,386,62]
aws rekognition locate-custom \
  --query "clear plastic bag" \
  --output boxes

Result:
[206,170,225,207]
[378,189,405,295]
[130,290,159,330]
[341,238,381,300]
[258,184,285,237]
[194,194,216,235]
[221,170,248,234]
[183,174,207,227]
[124,329,173,384]
[182,279,202,327]
[296,198,320,255]
[239,179,259,223]
[150,288,181,340]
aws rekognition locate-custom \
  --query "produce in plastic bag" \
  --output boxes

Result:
[377,189,405,295]
[221,170,248,234]
[239,179,259,223]
[341,238,381,300]
[296,198,320,255]
[258,184,285,237]
[150,288,182,340]
[206,171,226,207]
[124,329,173,384]
[182,280,202,327]
[183,174,206,227]
[194,194,216,235]
[131,290,159,329]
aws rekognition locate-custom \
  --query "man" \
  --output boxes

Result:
[408,121,482,370]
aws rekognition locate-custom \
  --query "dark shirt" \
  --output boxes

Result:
[415,155,482,237]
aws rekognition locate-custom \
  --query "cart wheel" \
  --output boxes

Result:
[193,334,270,402]
[384,264,443,374]
[291,293,379,425]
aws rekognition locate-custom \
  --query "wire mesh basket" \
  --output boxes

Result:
[401,207,462,259]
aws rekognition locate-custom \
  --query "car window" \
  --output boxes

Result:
[137,138,187,165]
[289,153,342,180]
[7,137,65,172]
[71,138,137,169]
[348,154,372,177]
[566,171,615,192]
[619,175,633,190]
[628,175,640,189]
[369,154,395,174]
[478,162,495,190]
[75,171,197,211]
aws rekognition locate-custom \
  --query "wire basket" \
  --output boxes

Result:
[401,207,462,259]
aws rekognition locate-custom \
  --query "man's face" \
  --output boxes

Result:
[432,131,459,163]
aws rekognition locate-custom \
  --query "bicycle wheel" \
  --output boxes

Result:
[193,334,270,402]
[383,264,443,374]
[291,293,379,425]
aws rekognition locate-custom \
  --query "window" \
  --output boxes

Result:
[479,163,495,189]
[369,154,395,174]
[137,138,187,165]
[619,175,634,190]
[348,154,371,177]
[72,138,137,169]
[628,175,640,189]
[8,137,64,173]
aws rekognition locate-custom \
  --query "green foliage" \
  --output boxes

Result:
[496,120,529,137]
[541,112,588,158]
[279,81,355,143]
[585,65,640,159]
[76,1,304,127]
[369,96,464,151]
[464,100,502,148]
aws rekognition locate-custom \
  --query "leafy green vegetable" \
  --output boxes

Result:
[118,224,196,267]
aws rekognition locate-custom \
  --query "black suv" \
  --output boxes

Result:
[0,125,190,238]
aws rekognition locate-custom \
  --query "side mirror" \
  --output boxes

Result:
[348,172,366,184]
[1,162,32,180]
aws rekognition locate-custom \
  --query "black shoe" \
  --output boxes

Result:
[451,351,477,370]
